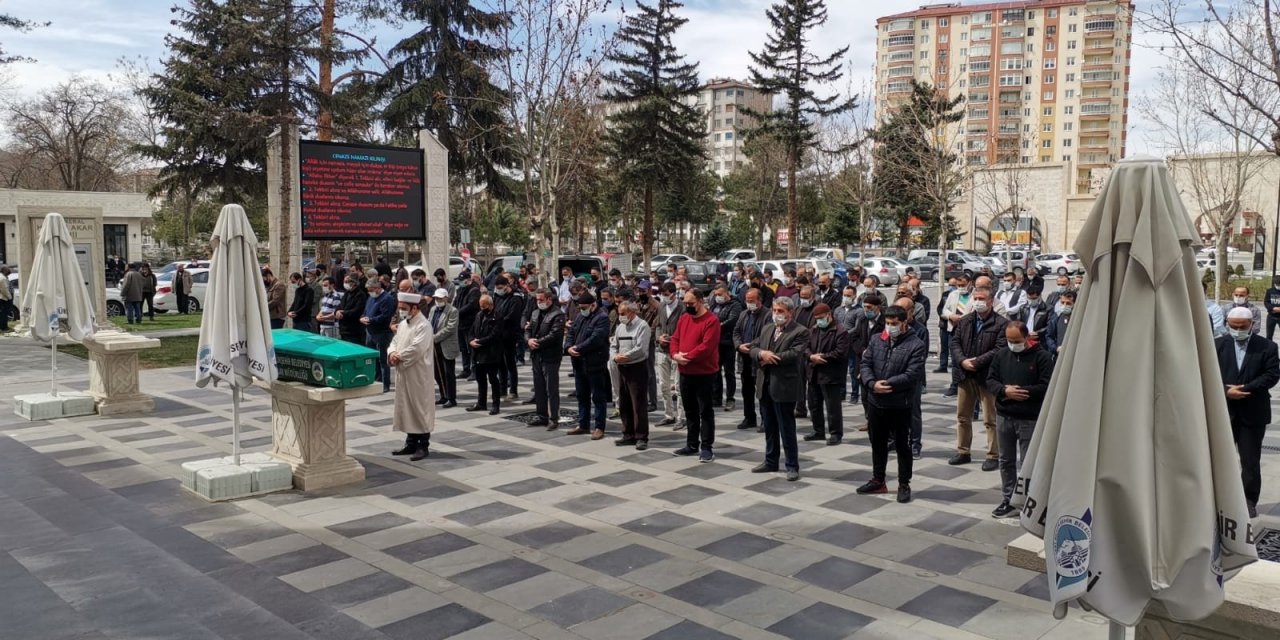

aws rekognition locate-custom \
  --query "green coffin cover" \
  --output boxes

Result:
[271,329,378,388]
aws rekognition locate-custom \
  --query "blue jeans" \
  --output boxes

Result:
[366,330,393,390]
[126,301,143,324]
[575,361,608,430]
[760,389,799,472]
[847,352,860,401]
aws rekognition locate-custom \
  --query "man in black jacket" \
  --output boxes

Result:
[526,288,566,428]
[949,287,1009,470]
[986,321,1054,518]
[455,273,482,379]
[467,295,504,415]
[1217,307,1280,518]
[287,272,314,332]
[749,297,809,481]
[1265,276,1280,340]
[492,276,524,400]
[335,275,368,346]
[710,285,743,411]
[848,293,886,406]
[804,303,850,445]
[733,288,769,431]
[856,305,927,503]
[566,293,611,439]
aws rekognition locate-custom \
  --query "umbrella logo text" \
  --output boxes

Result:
[1053,509,1093,590]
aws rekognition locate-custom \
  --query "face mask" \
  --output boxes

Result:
[1231,328,1251,342]
[663,294,675,305]
[886,323,902,338]
[496,288,508,296]
[684,304,697,315]
[818,285,828,292]
[1060,305,1074,315]
[842,296,854,306]
[322,286,332,294]
[864,309,878,319]
[1003,282,1014,291]
[1008,341,1027,353]
[715,295,727,304]
[1027,296,1040,306]
[972,301,989,313]
[746,302,759,311]
[579,308,591,317]
[1234,296,1247,305]
[1056,285,1067,293]
[799,298,812,308]
[779,277,790,286]
[344,283,355,291]
[621,314,633,325]
[398,309,409,321]
[773,313,787,325]
[601,299,612,308]
[816,318,830,329]
[611,280,620,287]
[537,301,550,311]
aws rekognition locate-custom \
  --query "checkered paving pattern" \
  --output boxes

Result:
[4,337,1280,640]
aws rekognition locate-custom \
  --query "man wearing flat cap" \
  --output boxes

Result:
[1217,305,1280,518]
[389,291,435,461]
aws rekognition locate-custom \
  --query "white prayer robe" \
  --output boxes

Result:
[390,311,435,434]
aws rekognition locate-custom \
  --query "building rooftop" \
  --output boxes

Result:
[877,0,1120,23]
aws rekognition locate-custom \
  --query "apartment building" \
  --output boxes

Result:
[874,0,1134,194]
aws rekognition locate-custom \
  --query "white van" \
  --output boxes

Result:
[717,248,757,263]
[806,247,844,261]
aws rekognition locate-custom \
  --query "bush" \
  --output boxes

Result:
[1235,264,1246,277]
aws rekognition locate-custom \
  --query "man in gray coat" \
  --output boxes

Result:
[612,301,652,449]
[429,288,460,408]
[749,297,810,482]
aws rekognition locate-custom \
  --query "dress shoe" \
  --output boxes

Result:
[992,501,1017,518]
[528,417,549,427]
[522,397,537,405]
[911,443,922,460]
[615,438,638,446]
[410,447,429,461]
[635,440,648,451]
[857,424,869,432]
[756,425,765,433]
[435,397,447,405]
[672,446,698,456]
[674,421,686,431]
[794,409,807,418]
[566,427,589,435]
[510,390,520,401]
[465,404,486,412]
[736,420,757,430]
[751,463,779,473]
[488,406,500,415]
[856,479,887,495]
[647,403,657,412]
[826,436,842,446]
[724,399,735,411]
[392,441,416,456]
[786,470,800,482]
[803,432,825,442]
[933,367,948,374]
[942,387,958,397]
[981,458,999,472]
[442,400,457,409]
[590,429,605,440]
[897,484,912,503]
[657,418,676,427]
[460,368,472,379]
[948,453,972,465]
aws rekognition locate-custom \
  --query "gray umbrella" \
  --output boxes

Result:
[1013,158,1256,630]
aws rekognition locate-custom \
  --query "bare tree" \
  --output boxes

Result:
[814,75,877,258]
[1137,53,1269,300]
[971,126,1040,270]
[2,77,142,191]
[487,0,614,284]
[1143,0,1280,276]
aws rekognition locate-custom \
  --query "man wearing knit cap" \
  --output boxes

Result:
[1216,304,1280,518]
[389,291,435,461]
[566,292,611,438]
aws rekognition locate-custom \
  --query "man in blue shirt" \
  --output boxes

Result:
[362,279,397,392]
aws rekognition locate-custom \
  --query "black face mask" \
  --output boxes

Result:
[684,304,697,315]
[638,294,650,304]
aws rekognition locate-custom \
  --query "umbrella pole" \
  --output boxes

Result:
[50,334,57,397]
[1108,622,1126,640]
[232,387,241,467]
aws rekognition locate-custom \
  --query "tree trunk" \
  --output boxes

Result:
[642,185,654,273]
[313,0,337,271]
[787,152,799,258]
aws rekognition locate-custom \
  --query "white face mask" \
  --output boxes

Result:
[1008,341,1027,353]
[972,300,989,313]
[322,286,331,294]
[886,323,902,338]
[799,298,812,307]
[842,295,854,306]
[1234,296,1247,305]
[714,295,728,305]
[772,313,787,325]
[1231,328,1251,342]
[746,302,759,311]
[344,283,355,292]
[398,309,409,322]
[537,301,551,311]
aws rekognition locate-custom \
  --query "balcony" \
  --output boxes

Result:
[1084,40,1114,54]
[1080,112,1111,122]
[1082,72,1113,87]
[1079,140,1110,154]
[1084,19,1116,37]
[887,35,915,48]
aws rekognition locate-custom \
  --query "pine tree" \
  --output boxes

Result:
[378,0,513,193]
[745,0,855,257]
[0,11,46,65]
[602,0,706,269]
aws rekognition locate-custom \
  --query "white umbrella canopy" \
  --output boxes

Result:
[22,212,97,396]
[1013,157,1256,627]
[196,204,277,464]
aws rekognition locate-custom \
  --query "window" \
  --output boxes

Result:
[1043,106,1053,116]
[1067,40,1077,50]
[1063,155,1073,161]
[959,79,967,88]
[1063,139,1072,147]
[920,35,930,44]
[725,104,734,112]
[920,50,929,59]
[960,47,968,56]
[1000,42,1024,55]
[1028,27,1036,36]
[961,32,968,41]
[1042,139,1053,148]
[1068,24,1078,33]
[737,90,744,96]
[940,34,949,43]
[1043,122,1053,132]
[919,65,930,75]
[1048,9,1058,18]
[1065,89,1075,98]
[959,63,967,72]
[724,89,734,97]
[1047,25,1057,35]
[725,117,735,125]
[998,74,1020,86]
[1065,73,1076,82]
[939,17,949,27]
[1044,58,1057,69]
[1067,56,1076,65]
[1043,90,1054,100]
[1068,7,1078,16]
[1046,41,1056,51]
[724,132,734,140]
[887,66,913,77]
[1028,10,1035,19]
[922,19,930,28]
[888,34,915,46]
[714,133,722,141]
[1023,108,1031,116]
[961,16,969,25]
[1064,122,1073,131]
[889,50,913,62]
[1022,139,1031,148]
[1002,58,1024,70]
[1045,74,1055,84]
[1024,91,1033,100]
[714,119,721,127]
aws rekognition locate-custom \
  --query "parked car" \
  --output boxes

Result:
[1034,252,1085,276]
[716,249,757,263]
[908,250,986,277]
[153,267,210,312]
[412,256,479,281]
[902,256,940,281]
[649,254,692,269]
[749,259,836,281]
[6,272,18,321]
[860,258,904,286]
[105,287,124,317]
[158,260,211,275]
[680,262,720,294]
[806,247,845,261]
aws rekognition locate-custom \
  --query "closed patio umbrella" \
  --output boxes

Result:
[1013,157,1256,632]
[196,204,277,465]
[21,212,96,395]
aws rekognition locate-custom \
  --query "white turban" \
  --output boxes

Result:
[397,292,422,305]
[1227,307,1253,321]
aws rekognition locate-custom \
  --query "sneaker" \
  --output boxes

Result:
[674,421,686,431]
[736,420,758,430]
[528,417,549,427]
[981,458,999,472]
[698,449,714,463]
[992,501,1017,518]
[911,444,922,460]
[896,484,912,503]
[657,418,676,427]
[724,399,735,411]
[615,438,638,447]
[948,453,972,466]
[856,479,887,495]
[786,470,800,482]
[826,436,842,446]
[942,387,958,398]
[635,440,648,451]
[673,446,698,457]
[932,367,948,374]
[751,463,779,473]
[803,432,825,442]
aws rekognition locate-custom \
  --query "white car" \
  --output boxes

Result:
[716,249,757,263]
[649,254,692,269]
[981,256,1008,276]
[105,287,125,317]
[1035,252,1085,276]
[806,247,845,261]
[860,258,904,286]
[6,272,17,321]
[748,259,836,281]
[407,256,478,281]
[153,267,209,312]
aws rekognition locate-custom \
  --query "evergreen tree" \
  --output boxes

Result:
[699,220,731,258]
[377,0,513,194]
[602,0,706,268]
[745,0,855,257]
[0,11,46,65]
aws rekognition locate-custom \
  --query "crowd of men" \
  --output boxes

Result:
[283,256,1280,517]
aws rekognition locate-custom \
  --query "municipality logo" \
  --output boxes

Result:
[311,361,325,382]
[1053,509,1092,589]
[197,346,211,374]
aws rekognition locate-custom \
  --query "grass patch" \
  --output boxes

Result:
[110,313,204,333]
[58,335,200,370]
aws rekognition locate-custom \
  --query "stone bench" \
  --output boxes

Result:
[81,331,162,415]
[1007,533,1280,639]
[254,379,382,491]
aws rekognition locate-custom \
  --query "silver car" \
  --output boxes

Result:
[860,258,904,286]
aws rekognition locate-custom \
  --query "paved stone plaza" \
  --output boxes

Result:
[3,338,1278,640]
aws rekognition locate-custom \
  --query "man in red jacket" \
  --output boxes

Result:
[670,289,721,462]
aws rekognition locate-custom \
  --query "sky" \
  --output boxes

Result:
[0,0,1170,154]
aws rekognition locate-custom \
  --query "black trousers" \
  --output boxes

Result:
[711,344,737,402]
[458,325,473,372]
[1268,315,1280,341]
[434,345,456,402]
[867,405,913,484]
[367,330,392,390]
[739,355,757,424]
[532,354,561,420]
[292,319,312,332]
[618,362,650,442]
[0,299,10,331]
[143,293,155,319]
[1231,418,1266,507]
[177,292,189,314]
[474,362,500,406]
[679,373,716,450]
[498,338,518,394]
[807,381,843,438]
